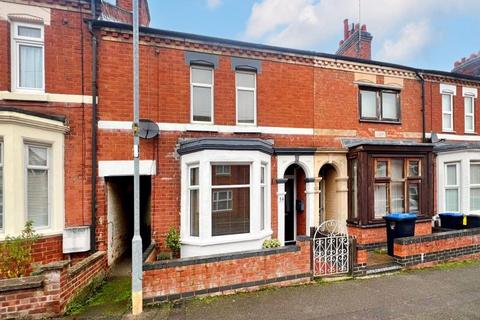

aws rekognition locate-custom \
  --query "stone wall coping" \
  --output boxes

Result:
[68,251,106,277]
[144,244,304,271]
[32,260,70,275]
[142,242,156,263]
[394,227,480,245]
[0,275,44,293]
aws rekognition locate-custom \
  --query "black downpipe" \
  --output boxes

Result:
[416,71,426,143]
[89,0,98,253]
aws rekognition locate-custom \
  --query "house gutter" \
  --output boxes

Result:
[88,0,98,253]
[415,71,426,143]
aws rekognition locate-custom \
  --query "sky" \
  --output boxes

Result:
[149,0,480,72]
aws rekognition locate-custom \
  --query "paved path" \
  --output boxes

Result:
[78,262,480,320]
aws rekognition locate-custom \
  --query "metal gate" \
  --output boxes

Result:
[313,220,350,276]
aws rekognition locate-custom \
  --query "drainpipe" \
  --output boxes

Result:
[89,0,98,253]
[416,71,426,143]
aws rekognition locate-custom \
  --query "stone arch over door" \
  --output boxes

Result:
[276,154,315,245]
[314,153,349,233]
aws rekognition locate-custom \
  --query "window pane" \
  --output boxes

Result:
[28,146,47,166]
[382,92,398,120]
[190,167,199,186]
[465,97,474,114]
[236,72,255,88]
[192,86,212,122]
[442,114,452,130]
[446,165,457,186]
[191,67,212,84]
[212,187,249,236]
[409,161,420,177]
[408,183,419,213]
[471,188,480,211]
[391,182,405,213]
[375,161,387,177]
[27,168,48,227]
[212,165,249,185]
[466,115,474,132]
[260,166,265,184]
[351,160,358,219]
[212,190,233,211]
[190,189,199,236]
[19,45,43,89]
[18,26,41,38]
[471,163,480,185]
[391,159,404,180]
[260,186,265,230]
[237,89,255,124]
[445,189,459,212]
[374,183,388,218]
[360,90,377,118]
[442,94,452,112]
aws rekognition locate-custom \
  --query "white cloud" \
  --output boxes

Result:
[207,0,223,9]
[242,0,480,63]
[377,21,432,62]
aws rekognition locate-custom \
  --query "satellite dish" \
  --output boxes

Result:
[430,132,440,143]
[138,119,159,139]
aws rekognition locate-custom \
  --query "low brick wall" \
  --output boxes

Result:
[394,228,480,268]
[349,220,432,275]
[0,251,107,319]
[142,237,312,303]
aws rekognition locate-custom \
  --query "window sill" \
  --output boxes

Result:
[1,91,48,102]
[441,130,456,134]
[181,229,273,247]
[359,119,401,125]
[0,229,62,242]
[464,132,477,135]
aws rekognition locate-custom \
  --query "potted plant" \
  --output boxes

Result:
[165,227,181,259]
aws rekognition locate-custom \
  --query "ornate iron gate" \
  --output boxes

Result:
[313,220,350,276]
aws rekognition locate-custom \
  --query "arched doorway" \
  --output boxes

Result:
[284,164,307,244]
[318,164,338,226]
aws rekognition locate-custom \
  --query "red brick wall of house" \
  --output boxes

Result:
[0,1,94,264]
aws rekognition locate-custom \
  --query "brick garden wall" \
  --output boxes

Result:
[142,238,312,304]
[0,251,107,319]
[394,228,480,268]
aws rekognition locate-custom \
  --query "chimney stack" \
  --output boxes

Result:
[336,18,373,60]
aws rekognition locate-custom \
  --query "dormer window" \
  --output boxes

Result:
[11,21,45,93]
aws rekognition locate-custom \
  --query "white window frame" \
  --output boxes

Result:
[187,164,200,237]
[470,161,480,212]
[25,144,51,229]
[444,162,460,212]
[10,21,45,93]
[442,93,454,132]
[212,189,233,212]
[464,95,475,133]
[190,66,214,124]
[235,71,257,126]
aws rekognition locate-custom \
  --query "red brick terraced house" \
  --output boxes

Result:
[2,0,480,313]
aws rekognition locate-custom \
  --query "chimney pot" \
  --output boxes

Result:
[343,19,349,40]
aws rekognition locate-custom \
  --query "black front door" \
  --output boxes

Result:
[284,177,295,243]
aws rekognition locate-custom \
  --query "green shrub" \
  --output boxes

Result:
[165,227,180,253]
[0,221,39,278]
[262,238,281,249]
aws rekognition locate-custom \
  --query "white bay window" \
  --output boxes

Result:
[445,163,460,212]
[470,162,480,211]
[180,147,272,258]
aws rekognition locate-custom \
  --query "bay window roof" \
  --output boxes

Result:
[178,137,274,155]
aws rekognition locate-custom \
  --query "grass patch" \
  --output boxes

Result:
[65,276,132,316]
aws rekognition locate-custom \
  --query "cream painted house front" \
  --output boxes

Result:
[0,109,67,240]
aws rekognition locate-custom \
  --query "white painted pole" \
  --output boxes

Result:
[131,0,143,315]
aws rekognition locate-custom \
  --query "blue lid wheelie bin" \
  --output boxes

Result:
[383,213,417,256]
